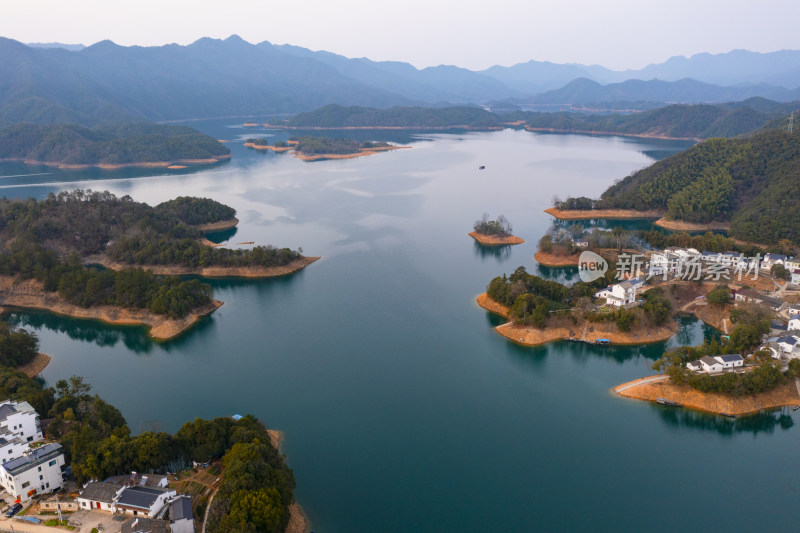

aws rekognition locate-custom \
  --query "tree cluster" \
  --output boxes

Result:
[474,213,512,236]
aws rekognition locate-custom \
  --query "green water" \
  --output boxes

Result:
[1,125,797,532]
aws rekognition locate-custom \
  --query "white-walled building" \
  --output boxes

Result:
[777,336,800,354]
[595,279,643,307]
[761,253,788,271]
[116,485,177,518]
[78,481,125,511]
[0,443,65,501]
[792,270,800,286]
[0,400,44,445]
[168,495,195,533]
[715,354,744,369]
[0,435,31,466]
[789,314,800,332]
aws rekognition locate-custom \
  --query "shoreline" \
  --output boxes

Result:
[266,430,311,533]
[0,276,222,340]
[262,124,503,131]
[654,217,731,231]
[91,256,320,278]
[534,250,582,267]
[614,375,800,416]
[525,126,701,142]
[194,217,239,232]
[476,293,677,346]
[245,141,409,161]
[468,231,525,246]
[17,352,51,378]
[544,207,664,220]
[1,154,231,170]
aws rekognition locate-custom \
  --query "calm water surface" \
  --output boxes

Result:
[1,125,797,532]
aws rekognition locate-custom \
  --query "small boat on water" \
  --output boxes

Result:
[479,165,485,170]
[793,405,800,411]
[656,398,681,407]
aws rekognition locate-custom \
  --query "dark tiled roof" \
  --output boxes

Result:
[718,354,743,362]
[170,495,193,522]
[778,336,798,345]
[0,404,17,422]
[121,517,168,533]
[700,355,721,366]
[80,482,122,504]
[117,486,168,510]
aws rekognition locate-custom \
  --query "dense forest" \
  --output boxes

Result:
[560,128,800,245]
[294,136,390,155]
[473,214,513,236]
[0,123,230,165]
[0,364,294,533]
[0,322,39,368]
[509,99,792,139]
[0,191,304,317]
[286,104,501,129]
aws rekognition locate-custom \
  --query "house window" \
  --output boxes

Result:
[39,475,43,480]
[46,483,49,488]
[38,467,41,472]
[22,481,29,488]
[48,460,56,466]
[7,450,11,454]
[26,436,32,442]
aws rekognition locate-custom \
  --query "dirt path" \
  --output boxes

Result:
[614,375,670,393]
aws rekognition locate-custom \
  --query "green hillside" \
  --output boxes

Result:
[597,128,800,244]
[0,122,230,165]
[511,99,798,139]
[286,104,501,129]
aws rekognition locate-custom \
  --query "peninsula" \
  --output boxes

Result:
[0,191,315,339]
[0,122,231,169]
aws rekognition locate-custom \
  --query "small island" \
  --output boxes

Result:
[0,122,231,169]
[0,191,316,339]
[469,214,525,245]
[246,135,406,161]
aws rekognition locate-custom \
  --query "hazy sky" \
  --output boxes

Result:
[3,0,799,70]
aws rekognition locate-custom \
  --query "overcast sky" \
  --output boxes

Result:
[3,0,799,70]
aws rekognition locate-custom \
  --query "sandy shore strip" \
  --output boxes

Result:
[544,207,664,220]
[262,124,503,131]
[17,353,51,378]
[294,145,409,161]
[476,293,677,346]
[93,256,320,278]
[265,429,311,533]
[524,126,700,142]
[614,375,800,416]
[243,142,294,152]
[654,217,731,231]
[194,217,239,232]
[0,276,222,341]
[534,250,581,266]
[469,231,525,246]
[4,154,231,170]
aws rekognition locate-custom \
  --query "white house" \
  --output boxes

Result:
[116,485,177,518]
[789,314,800,332]
[761,253,787,271]
[776,335,800,354]
[792,270,800,286]
[699,355,724,373]
[715,354,744,369]
[595,279,641,307]
[0,435,31,466]
[78,481,125,511]
[0,443,65,502]
[0,400,44,445]
[686,360,702,372]
[168,495,195,533]
[107,472,169,489]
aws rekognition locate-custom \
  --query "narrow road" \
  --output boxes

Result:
[615,375,670,393]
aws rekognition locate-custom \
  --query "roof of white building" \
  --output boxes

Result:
[2,443,62,476]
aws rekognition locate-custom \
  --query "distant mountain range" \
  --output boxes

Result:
[4,36,800,127]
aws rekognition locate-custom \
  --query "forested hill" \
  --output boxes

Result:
[597,128,800,244]
[0,123,230,165]
[509,98,799,139]
[285,104,501,129]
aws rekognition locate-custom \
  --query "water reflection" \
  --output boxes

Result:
[654,405,794,436]
[472,241,512,261]
[205,227,238,244]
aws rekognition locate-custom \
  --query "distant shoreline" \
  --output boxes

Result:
[0,154,231,170]
[194,217,239,232]
[524,126,701,142]
[614,375,800,416]
[468,231,525,246]
[262,124,503,131]
[653,218,731,231]
[246,140,409,161]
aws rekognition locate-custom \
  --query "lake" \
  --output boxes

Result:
[1,125,797,532]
